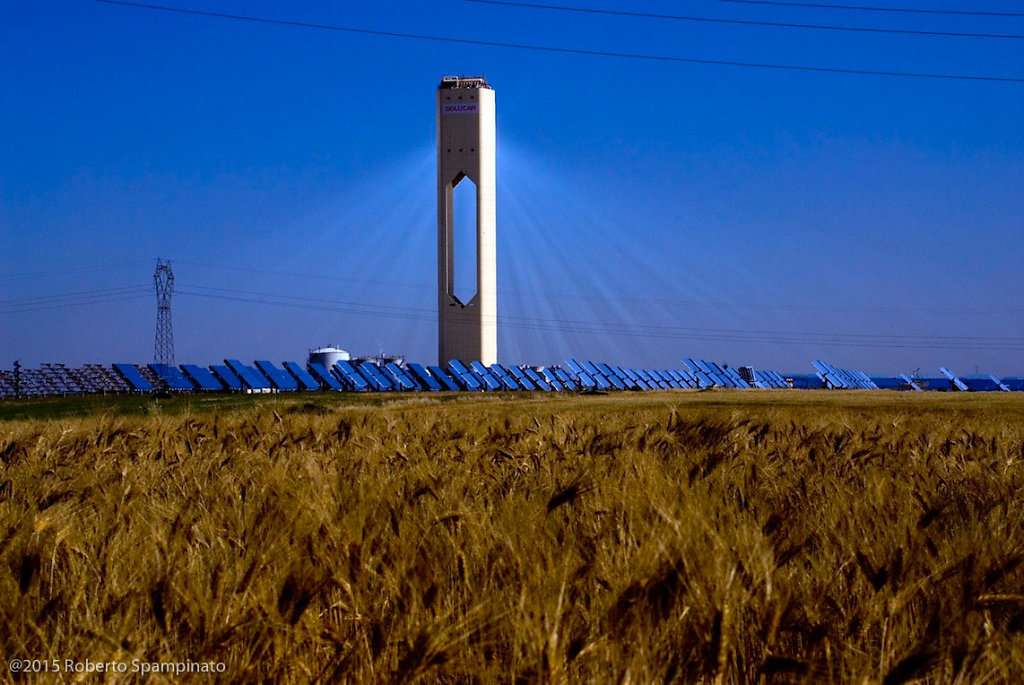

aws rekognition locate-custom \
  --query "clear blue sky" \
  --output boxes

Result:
[2,0,1022,375]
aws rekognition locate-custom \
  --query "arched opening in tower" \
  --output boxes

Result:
[452,175,478,306]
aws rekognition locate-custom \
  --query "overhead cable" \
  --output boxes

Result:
[0,260,152,282]
[0,292,151,315]
[715,0,1024,19]
[94,0,1024,82]
[468,0,1024,40]
[175,285,1024,351]
[175,259,1024,316]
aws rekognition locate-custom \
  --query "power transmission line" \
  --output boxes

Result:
[0,260,151,282]
[176,259,1024,316]
[0,285,151,306]
[6,261,1016,318]
[94,0,1024,82]
[468,0,1024,39]
[175,284,1024,351]
[0,294,151,315]
[0,286,152,314]
[714,0,1024,19]
[173,259,428,290]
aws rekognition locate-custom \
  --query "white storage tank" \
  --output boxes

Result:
[308,346,350,370]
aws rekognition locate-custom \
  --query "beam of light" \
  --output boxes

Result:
[498,138,787,366]
[161,137,1019,372]
[174,145,439,361]
[494,138,1022,371]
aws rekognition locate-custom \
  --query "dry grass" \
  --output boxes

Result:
[1,390,1023,682]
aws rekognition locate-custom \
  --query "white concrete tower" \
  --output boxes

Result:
[437,76,497,365]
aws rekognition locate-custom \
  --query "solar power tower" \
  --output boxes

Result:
[437,76,497,365]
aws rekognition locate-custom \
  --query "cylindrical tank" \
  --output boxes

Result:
[308,347,350,369]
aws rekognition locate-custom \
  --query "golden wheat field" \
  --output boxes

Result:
[1,390,1023,683]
